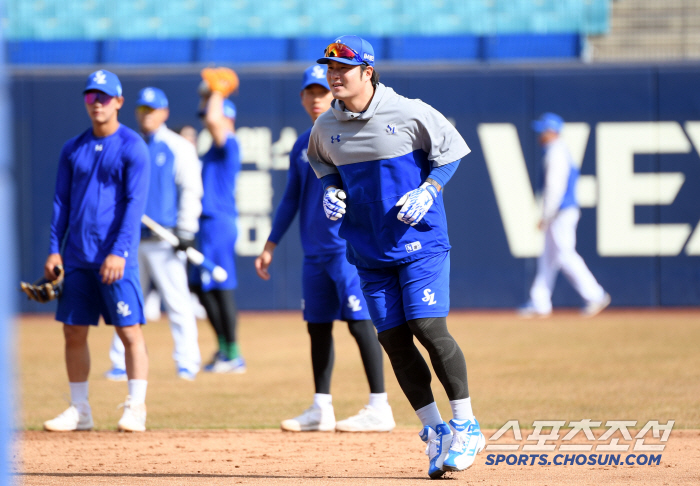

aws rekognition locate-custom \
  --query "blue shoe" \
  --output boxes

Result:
[419,422,452,479]
[203,352,224,372]
[104,367,127,382]
[177,368,197,381]
[205,355,246,374]
[443,418,486,472]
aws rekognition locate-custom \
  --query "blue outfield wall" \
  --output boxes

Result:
[11,63,700,313]
[6,35,582,65]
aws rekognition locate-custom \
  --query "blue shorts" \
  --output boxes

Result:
[56,266,145,326]
[190,215,238,291]
[302,253,371,323]
[356,251,450,333]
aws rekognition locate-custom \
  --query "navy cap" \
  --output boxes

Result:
[301,65,329,91]
[317,35,375,66]
[532,112,564,134]
[136,87,168,109]
[84,69,122,97]
[199,99,236,120]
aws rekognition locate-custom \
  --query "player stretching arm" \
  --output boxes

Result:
[255,65,395,432]
[43,70,150,432]
[307,36,483,479]
[191,68,246,373]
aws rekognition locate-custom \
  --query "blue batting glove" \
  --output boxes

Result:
[323,187,347,221]
[395,182,438,226]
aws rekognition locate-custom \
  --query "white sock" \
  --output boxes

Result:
[416,402,443,429]
[368,393,390,413]
[450,397,475,422]
[313,393,332,409]
[69,381,89,407]
[128,379,148,405]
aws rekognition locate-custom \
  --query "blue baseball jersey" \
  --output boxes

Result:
[268,128,345,257]
[308,83,470,269]
[201,134,241,218]
[50,124,150,269]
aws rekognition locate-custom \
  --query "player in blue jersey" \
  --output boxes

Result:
[255,65,395,432]
[191,81,245,373]
[43,70,150,432]
[518,113,610,318]
[307,36,484,477]
[105,87,203,382]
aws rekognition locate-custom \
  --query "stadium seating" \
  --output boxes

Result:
[3,0,610,64]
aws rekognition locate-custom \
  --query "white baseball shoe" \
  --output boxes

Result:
[104,367,128,382]
[517,303,552,318]
[582,293,611,317]
[443,418,486,472]
[281,405,336,432]
[117,396,147,432]
[335,405,396,432]
[44,403,93,432]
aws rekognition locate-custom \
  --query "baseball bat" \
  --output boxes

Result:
[141,215,228,283]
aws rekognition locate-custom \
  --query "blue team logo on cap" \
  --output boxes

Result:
[84,69,122,97]
[301,65,330,91]
[136,87,168,109]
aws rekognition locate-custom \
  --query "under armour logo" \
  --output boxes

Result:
[95,144,103,152]
[155,153,166,166]
[300,149,309,163]
[93,70,107,85]
[311,66,325,79]
[116,301,132,316]
[331,135,340,143]
[347,295,362,312]
[422,289,437,306]
[386,123,396,134]
[143,88,155,102]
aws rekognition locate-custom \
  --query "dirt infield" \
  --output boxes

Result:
[16,429,700,485]
[13,309,700,484]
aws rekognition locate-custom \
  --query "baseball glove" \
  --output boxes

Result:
[20,266,64,303]
[199,67,239,97]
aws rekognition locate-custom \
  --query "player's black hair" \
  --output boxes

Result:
[360,65,380,88]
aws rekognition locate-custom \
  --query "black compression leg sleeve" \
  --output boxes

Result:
[407,317,469,401]
[347,319,385,394]
[307,322,334,394]
[377,323,434,410]
[193,286,224,338]
[212,289,238,345]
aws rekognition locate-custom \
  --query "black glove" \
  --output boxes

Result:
[176,231,195,252]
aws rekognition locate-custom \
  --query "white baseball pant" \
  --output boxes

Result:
[529,207,605,313]
[109,240,201,373]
